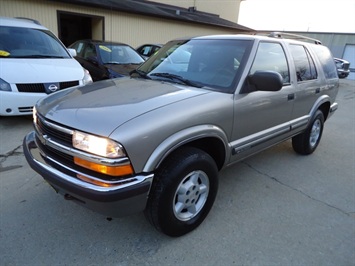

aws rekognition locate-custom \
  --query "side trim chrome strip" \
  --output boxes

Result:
[290,115,309,130]
[231,122,290,155]
[40,117,74,135]
[231,116,310,155]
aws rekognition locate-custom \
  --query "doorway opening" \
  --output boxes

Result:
[57,11,104,47]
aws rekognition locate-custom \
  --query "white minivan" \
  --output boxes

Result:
[0,17,93,116]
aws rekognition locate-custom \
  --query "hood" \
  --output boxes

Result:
[1,58,84,83]
[37,78,209,136]
[105,63,141,76]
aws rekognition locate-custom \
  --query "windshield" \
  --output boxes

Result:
[98,44,145,64]
[136,38,252,93]
[0,26,70,58]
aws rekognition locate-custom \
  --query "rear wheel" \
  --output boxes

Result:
[292,110,324,155]
[144,147,218,237]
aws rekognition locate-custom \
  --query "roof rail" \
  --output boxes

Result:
[15,17,41,25]
[267,32,322,44]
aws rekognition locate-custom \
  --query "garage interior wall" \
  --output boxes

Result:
[1,0,242,48]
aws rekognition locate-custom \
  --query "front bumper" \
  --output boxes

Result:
[0,91,45,116]
[337,69,350,78]
[23,131,153,217]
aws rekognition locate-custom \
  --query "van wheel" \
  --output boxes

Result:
[292,110,324,155]
[144,147,218,237]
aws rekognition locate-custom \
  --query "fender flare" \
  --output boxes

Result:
[143,124,230,172]
[309,95,331,121]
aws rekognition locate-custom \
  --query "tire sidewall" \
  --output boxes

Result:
[153,148,218,236]
[305,110,325,154]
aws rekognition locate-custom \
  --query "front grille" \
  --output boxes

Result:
[17,83,44,92]
[36,135,74,163]
[36,115,72,145]
[61,81,79,89]
[16,80,79,93]
[343,63,350,71]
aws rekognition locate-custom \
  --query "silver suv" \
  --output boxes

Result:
[24,33,339,237]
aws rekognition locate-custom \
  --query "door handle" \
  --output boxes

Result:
[288,94,295,101]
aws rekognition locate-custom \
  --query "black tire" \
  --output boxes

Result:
[144,146,219,237]
[292,110,324,155]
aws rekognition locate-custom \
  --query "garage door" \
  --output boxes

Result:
[343,44,355,80]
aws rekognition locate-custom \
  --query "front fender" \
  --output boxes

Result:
[143,124,230,172]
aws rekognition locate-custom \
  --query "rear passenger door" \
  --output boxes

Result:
[231,41,295,159]
[288,44,321,120]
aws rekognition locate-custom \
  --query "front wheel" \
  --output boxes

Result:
[292,110,325,155]
[144,147,219,237]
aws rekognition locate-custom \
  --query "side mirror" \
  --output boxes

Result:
[68,48,77,57]
[247,71,283,92]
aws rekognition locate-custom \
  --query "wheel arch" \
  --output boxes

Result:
[318,101,331,121]
[143,125,229,172]
[309,95,331,122]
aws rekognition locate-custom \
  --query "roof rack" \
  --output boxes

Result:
[267,32,322,44]
[15,17,41,25]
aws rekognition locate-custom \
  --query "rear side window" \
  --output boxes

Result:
[311,45,338,79]
[250,42,290,84]
[289,44,317,82]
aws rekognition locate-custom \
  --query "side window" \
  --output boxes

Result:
[71,42,84,57]
[250,42,290,84]
[83,43,97,60]
[289,44,317,82]
[140,45,153,56]
[311,45,338,79]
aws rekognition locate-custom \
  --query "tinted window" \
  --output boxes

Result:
[70,41,85,57]
[289,44,317,81]
[250,42,290,84]
[311,45,338,79]
[82,43,97,60]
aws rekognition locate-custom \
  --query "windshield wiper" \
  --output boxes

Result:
[130,69,151,79]
[150,73,202,88]
[13,55,66,58]
[105,61,124,65]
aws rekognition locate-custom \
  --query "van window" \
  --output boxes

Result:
[0,26,70,58]
[289,44,317,82]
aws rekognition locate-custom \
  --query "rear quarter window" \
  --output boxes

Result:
[289,44,317,82]
[311,45,338,79]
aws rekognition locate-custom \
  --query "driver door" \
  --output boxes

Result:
[230,41,295,162]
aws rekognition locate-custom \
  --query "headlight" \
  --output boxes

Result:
[0,78,11,91]
[73,130,125,158]
[72,130,133,177]
[82,68,93,85]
